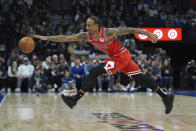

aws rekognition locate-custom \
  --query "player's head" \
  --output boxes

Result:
[86,16,102,33]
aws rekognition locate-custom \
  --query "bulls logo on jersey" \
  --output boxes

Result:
[100,38,104,42]
[88,27,123,56]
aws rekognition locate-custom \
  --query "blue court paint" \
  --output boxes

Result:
[174,91,196,97]
[0,93,6,107]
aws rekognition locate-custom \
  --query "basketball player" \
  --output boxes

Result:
[34,16,174,114]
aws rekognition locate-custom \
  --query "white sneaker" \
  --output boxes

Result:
[54,84,58,89]
[60,89,68,95]
[130,87,135,91]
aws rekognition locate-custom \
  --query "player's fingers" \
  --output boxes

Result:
[34,35,46,40]
[153,34,158,40]
[33,35,40,38]
[153,38,157,43]
[150,39,154,43]
[155,36,158,41]
[153,36,158,43]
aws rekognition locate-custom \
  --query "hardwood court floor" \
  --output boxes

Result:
[0,93,196,131]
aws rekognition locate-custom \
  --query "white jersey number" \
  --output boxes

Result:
[104,61,115,70]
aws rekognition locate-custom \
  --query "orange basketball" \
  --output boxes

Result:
[19,37,35,53]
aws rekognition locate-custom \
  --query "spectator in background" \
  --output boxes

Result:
[186,60,196,90]
[57,59,70,75]
[31,54,38,64]
[123,38,131,50]
[149,5,158,18]
[38,61,48,77]
[71,58,85,92]
[17,57,34,92]
[43,56,51,70]
[149,60,162,87]
[122,77,137,92]
[61,71,76,92]
[6,49,18,67]
[0,60,7,92]
[18,54,24,66]
[165,15,175,27]
[84,58,95,76]
[7,60,18,93]
[160,10,168,21]
[52,54,59,65]
[113,73,123,91]
[161,59,174,91]
[59,53,65,61]
[80,55,86,65]
[57,59,70,87]
[69,54,76,67]
[97,74,114,92]
[130,38,137,52]
[159,49,170,62]
[82,57,90,69]
[31,68,48,93]
[93,54,102,66]
[31,55,40,68]
[47,62,59,92]
[180,61,192,90]
[140,55,148,70]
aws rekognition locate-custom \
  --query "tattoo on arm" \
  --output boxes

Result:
[105,27,150,37]
[47,32,88,42]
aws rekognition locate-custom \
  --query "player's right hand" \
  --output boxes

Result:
[148,33,158,43]
[33,35,48,40]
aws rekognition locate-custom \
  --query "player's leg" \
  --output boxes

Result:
[121,59,174,114]
[61,63,107,108]
[61,54,128,109]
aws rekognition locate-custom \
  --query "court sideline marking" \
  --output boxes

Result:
[0,94,7,107]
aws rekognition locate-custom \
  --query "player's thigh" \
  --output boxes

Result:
[120,59,142,77]
[104,56,128,75]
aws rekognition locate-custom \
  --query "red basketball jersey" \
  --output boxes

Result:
[88,27,141,76]
[88,27,123,56]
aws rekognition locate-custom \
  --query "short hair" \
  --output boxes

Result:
[88,16,102,28]
[60,59,67,64]
[52,54,58,58]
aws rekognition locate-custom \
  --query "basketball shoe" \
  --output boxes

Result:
[162,94,174,114]
[61,94,77,109]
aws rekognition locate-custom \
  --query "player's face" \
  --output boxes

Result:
[86,19,99,33]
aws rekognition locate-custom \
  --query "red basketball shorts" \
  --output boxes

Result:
[104,48,142,77]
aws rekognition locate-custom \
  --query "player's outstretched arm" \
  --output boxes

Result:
[105,27,158,43]
[34,32,88,42]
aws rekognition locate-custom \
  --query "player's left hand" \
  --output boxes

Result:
[148,33,158,43]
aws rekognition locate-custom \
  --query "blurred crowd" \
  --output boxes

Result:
[0,0,196,50]
[72,0,195,28]
[71,0,196,40]
[0,46,177,93]
[180,60,196,90]
[0,0,196,93]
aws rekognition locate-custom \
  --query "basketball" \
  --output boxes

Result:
[19,37,35,53]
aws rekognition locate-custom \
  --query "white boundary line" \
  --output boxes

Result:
[0,94,7,107]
